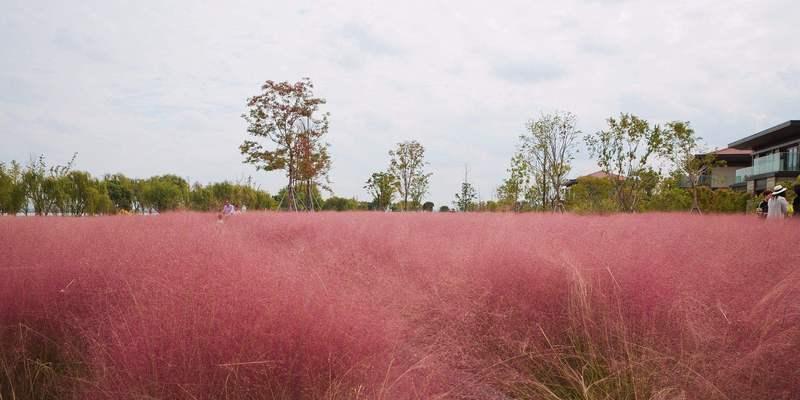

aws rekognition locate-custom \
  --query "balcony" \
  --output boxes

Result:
[735,151,799,183]
[735,167,751,184]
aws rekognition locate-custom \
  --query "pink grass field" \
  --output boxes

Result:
[1,213,799,399]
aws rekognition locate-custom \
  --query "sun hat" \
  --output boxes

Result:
[772,185,787,195]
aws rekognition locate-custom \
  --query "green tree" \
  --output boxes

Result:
[104,174,135,211]
[0,161,26,215]
[241,78,330,211]
[497,151,531,211]
[422,201,434,212]
[322,196,360,211]
[23,154,76,215]
[643,174,692,212]
[388,141,431,211]
[62,171,94,215]
[252,190,276,210]
[85,180,114,215]
[189,183,214,211]
[664,121,724,214]
[454,181,478,212]
[566,176,618,213]
[520,111,580,211]
[276,183,323,211]
[364,171,398,211]
[140,175,189,213]
[585,114,672,212]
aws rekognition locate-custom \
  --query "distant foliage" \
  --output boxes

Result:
[0,161,26,214]
[569,172,754,214]
[566,176,618,213]
[0,155,278,215]
[322,196,367,211]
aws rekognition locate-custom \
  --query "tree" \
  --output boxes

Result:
[585,114,671,212]
[665,121,724,213]
[322,196,361,211]
[295,127,332,211]
[566,176,618,213]
[241,78,330,211]
[0,161,26,215]
[388,141,432,211]
[519,111,580,211]
[276,183,323,211]
[62,171,94,216]
[364,171,397,211]
[189,183,214,211]
[140,175,189,213]
[439,205,450,212]
[497,151,531,211]
[454,182,477,212]
[104,174,135,212]
[422,201,434,212]
[23,154,76,215]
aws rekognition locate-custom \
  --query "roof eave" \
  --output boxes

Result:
[728,120,800,149]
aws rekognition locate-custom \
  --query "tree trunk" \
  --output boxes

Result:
[689,182,702,214]
[306,179,314,212]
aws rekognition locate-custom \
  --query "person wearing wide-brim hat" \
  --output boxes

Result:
[767,185,788,220]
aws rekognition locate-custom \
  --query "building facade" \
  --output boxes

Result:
[728,120,800,194]
[682,147,752,189]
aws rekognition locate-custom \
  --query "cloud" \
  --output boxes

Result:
[492,59,566,84]
[339,23,400,56]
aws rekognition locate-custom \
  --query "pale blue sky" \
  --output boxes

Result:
[2,0,798,206]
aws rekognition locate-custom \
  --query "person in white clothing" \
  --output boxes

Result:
[767,185,788,220]
[222,199,236,216]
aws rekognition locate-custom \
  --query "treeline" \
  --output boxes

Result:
[0,155,370,216]
[484,112,798,214]
[238,78,776,214]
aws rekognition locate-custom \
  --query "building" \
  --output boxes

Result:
[563,171,625,188]
[681,147,752,189]
[728,120,800,193]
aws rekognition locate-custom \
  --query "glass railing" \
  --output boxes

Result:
[735,167,752,184]
[735,151,800,183]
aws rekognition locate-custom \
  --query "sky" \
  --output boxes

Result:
[1,0,799,207]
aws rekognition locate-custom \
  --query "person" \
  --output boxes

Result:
[757,190,772,218]
[793,184,800,218]
[222,200,236,216]
[767,185,788,220]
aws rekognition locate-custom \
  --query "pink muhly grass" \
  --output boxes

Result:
[0,212,798,399]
